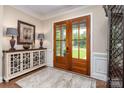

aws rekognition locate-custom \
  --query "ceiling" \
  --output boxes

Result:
[12,5,86,20]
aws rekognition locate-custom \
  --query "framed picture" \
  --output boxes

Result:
[17,20,35,44]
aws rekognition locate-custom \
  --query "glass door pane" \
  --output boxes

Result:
[72,23,79,58]
[61,41,66,56]
[79,21,87,59]
[56,25,61,56]
[61,24,66,56]
[72,23,79,40]
[56,26,61,40]
[80,39,86,59]
[72,40,78,58]
[72,20,87,60]
[56,40,60,56]
[56,24,66,57]
[62,24,66,40]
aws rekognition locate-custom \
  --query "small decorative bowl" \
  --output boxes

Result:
[23,44,30,50]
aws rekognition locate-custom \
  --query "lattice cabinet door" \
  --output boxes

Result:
[3,49,47,82]
[22,52,31,70]
[40,51,46,64]
[8,53,21,75]
[33,51,40,67]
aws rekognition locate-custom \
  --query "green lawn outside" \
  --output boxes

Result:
[72,48,86,59]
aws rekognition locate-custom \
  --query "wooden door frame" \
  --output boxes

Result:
[53,14,92,76]
[53,21,69,70]
[70,15,91,75]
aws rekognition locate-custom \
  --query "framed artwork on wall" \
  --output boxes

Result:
[17,20,35,44]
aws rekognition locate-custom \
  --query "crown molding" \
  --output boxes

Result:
[11,6,45,20]
[43,6,96,20]
[11,5,95,21]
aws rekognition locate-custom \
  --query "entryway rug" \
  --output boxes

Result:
[16,67,96,88]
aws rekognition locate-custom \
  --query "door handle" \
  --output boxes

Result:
[66,46,69,54]
[66,47,69,51]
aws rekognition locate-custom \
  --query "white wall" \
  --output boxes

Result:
[0,6,44,82]
[42,5,108,65]
[0,5,3,82]
[0,5,108,82]
[3,6,44,50]
[42,5,108,81]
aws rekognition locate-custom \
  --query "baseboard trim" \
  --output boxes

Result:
[91,73,107,81]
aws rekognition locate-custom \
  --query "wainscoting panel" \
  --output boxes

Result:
[46,49,53,67]
[0,76,2,83]
[91,52,108,81]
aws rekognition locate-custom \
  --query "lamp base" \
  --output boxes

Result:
[39,46,44,49]
[39,39,43,49]
[9,36,16,51]
[9,48,16,51]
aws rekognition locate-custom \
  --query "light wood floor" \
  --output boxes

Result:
[0,66,106,88]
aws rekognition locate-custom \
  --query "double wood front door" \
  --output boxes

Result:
[54,15,90,75]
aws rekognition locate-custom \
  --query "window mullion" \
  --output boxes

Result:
[78,21,80,59]
[60,25,62,56]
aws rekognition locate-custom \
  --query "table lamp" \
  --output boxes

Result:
[6,28,18,51]
[38,34,45,49]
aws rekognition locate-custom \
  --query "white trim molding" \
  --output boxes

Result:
[0,76,3,83]
[12,6,95,21]
[91,52,108,81]
[46,49,53,67]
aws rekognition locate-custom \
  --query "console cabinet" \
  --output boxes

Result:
[3,49,47,82]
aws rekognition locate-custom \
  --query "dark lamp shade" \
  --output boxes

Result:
[6,28,18,37]
[38,34,45,40]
